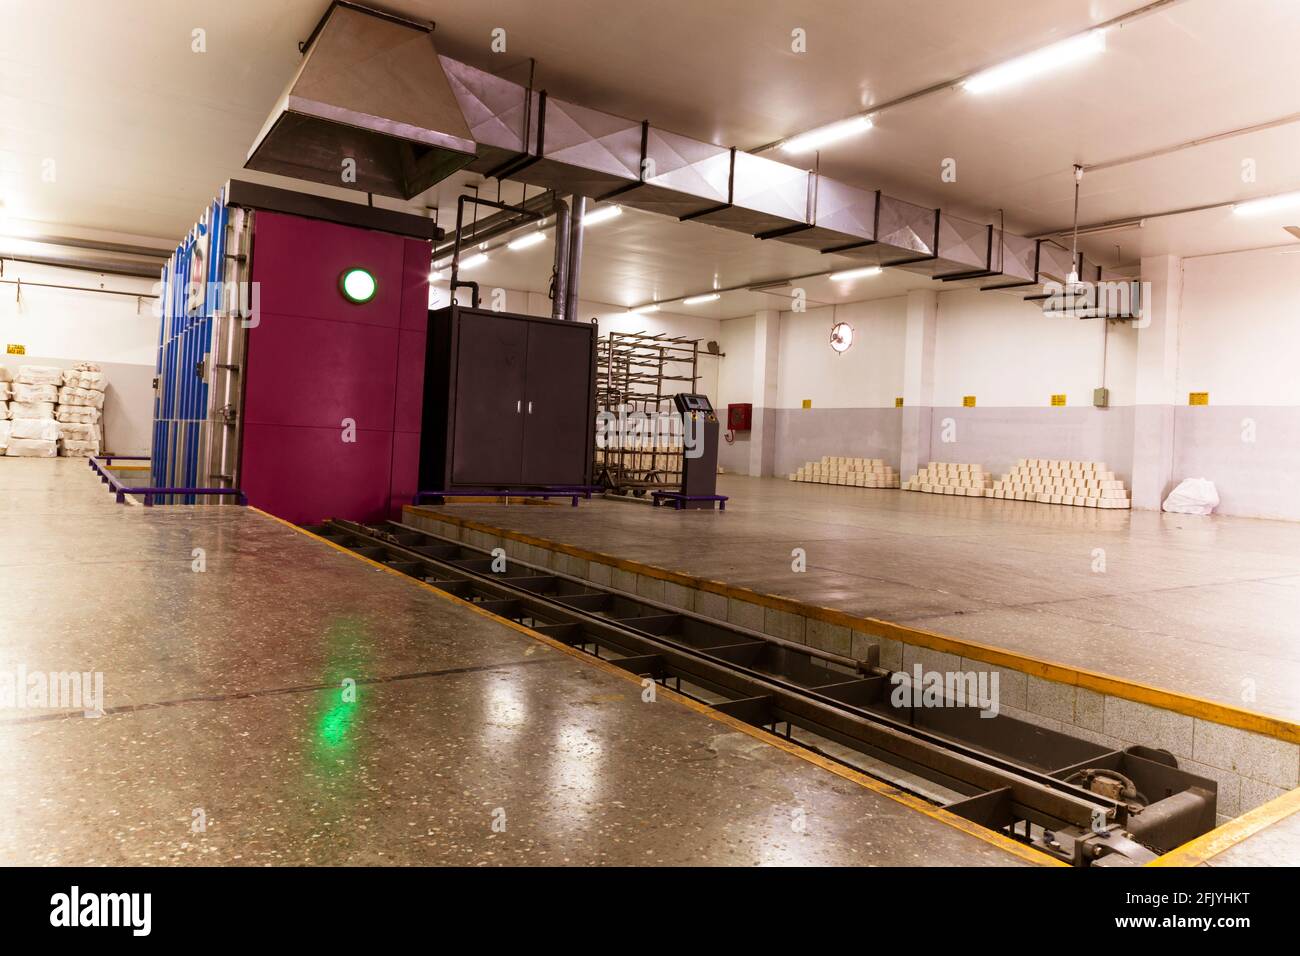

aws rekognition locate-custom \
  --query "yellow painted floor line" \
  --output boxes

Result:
[1149,785,1300,867]
[254,507,1062,868]
[407,507,1300,746]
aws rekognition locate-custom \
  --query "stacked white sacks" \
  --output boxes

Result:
[4,366,62,458]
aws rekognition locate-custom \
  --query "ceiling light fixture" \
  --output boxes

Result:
[782,115,873,154]
[1232,190,1300,217]
[682,293,720,305]
[962,29,1107,95]
[506,230,547,251]
[458,252,489,270]
[583,205,622,226]
[628,303,659,314]
[828,266,883,282]
[1054,217,1146,238]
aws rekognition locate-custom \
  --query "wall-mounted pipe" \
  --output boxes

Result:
[0,252,161,280]
[6,233,171,260]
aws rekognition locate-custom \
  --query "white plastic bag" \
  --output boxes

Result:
[59,439,100,458]
[56,405,100,424]
[56,421,100,442]
[16,365,62,386]
[10,418,59,442]
[1162,478,1219,516]
[10,401,55,419]
[4,437,57,457]
[0,419,10,451]
[12,382,58,403]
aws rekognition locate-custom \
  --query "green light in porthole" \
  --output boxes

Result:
[339,267,377,303]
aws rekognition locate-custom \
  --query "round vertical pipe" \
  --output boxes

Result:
[565,195,586,322]
[551,198,570,321]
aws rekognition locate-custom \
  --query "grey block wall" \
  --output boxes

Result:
[925,406,1136,488]
[773,407,903,477]
[1173,406,1300,522]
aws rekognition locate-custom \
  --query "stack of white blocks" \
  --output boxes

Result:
[790,456,900,488]
[55,364,106,457]
[904,462,992,496]
[991,459,1130,509]
[2,366,62,458]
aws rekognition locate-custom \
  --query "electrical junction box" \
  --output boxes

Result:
[727,402,752,431]
[1093,387,1110,408]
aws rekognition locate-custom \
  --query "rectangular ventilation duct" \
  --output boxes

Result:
[242,2,1120,303]
[507,97,643,198]
[770,179,878,252]
[690,152,813,234]
[438,55,540,175]
[897,213,992,278]
[611,128,732,219]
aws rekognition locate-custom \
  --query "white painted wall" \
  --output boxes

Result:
[931,288,1138,409]
[0,260,158,363]
[775,298,908,409]
[1177,245,1300,406]
[717,315,755,407]
[0,259,159,454]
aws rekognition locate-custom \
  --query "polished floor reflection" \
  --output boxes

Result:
[0,461,1034,866]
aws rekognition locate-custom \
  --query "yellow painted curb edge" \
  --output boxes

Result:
[1149,785,1300,866]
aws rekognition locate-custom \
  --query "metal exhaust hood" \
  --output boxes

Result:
[244,1,477,200]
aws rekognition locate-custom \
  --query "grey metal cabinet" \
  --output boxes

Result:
[420,306,596,490]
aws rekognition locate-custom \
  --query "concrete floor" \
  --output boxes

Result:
[0,460,1033,866]
[411,475,1300,724]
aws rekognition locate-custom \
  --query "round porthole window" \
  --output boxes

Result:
[830,321,854,354]
[339,267,378,304]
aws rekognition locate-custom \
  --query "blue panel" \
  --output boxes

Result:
[149,189,233,505]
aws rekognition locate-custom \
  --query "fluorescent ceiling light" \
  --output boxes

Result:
[428,269,447,283]
[782,115,872,154]
[1055,217,1145,238]
[583,205,622,226]
[628,303,659,314]
[507,230,547,251]
[682,293,720,305]
[962,29,1106,95]
[1232,191,1300,218]
[458,252,488,270]
[829,266,883,281]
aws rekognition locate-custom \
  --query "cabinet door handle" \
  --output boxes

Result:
[527,401,534,414]
[516,400,522,413]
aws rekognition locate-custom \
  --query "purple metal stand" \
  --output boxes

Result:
[650,491,729,511]
[88,456,248,507]
[413,486,602,508]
